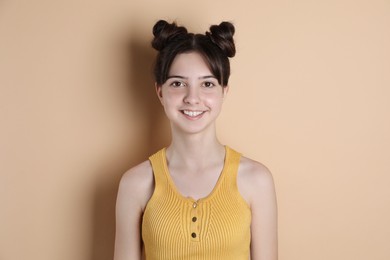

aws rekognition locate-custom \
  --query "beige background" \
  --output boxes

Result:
[1,0,389,259]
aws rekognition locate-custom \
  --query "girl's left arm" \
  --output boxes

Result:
[248,165,278,260]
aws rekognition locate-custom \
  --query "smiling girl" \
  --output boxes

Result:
[114,20,278,260]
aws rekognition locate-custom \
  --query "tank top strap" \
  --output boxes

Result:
[148,148,168,188]
[223,146,242,183]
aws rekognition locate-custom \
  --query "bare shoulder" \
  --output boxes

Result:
[120,160,153,187]
[117,160,154,211]
[239,156,274,187]
[237,156,276,206]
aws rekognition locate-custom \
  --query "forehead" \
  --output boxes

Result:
[168,52,213,77]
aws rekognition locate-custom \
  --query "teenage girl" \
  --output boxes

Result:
[114,20,278,260]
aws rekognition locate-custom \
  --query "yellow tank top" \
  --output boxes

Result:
[142,146,251,260]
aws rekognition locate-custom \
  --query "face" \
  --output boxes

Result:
[156,52,228,135]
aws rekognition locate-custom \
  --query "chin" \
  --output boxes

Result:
[172,122,215,135]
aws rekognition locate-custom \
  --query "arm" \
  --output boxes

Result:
[113,161,153,260]
[238,158,278,260]
[249,165,278,260]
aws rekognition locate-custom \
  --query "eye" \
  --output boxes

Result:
[203,81,216,88]
[170,81,186,88]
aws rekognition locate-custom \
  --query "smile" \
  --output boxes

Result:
[182,110,205,117]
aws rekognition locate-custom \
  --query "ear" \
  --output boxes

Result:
[155,83,164,104]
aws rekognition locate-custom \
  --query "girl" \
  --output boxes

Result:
[114,20,277,260]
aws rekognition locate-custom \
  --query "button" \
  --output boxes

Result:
[192,217,197,222]
[191,232,197,238]
[192,202,197,208]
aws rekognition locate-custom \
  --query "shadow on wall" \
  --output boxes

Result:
[89,30,170,260]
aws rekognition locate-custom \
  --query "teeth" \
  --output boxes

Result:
[183,110,203,117]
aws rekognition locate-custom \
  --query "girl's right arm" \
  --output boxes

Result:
[113,161,154,260]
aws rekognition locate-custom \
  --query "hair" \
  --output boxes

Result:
[151,20,236,87]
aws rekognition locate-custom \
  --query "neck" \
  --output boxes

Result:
[166,126,225,170]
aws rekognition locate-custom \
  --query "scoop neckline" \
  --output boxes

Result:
[161,146,230,204]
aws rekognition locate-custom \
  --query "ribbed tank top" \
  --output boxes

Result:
[142,146,251,260]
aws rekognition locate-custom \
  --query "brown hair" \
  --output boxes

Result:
[151,20,236,87]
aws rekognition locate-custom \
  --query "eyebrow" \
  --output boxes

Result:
[167,75,217,80]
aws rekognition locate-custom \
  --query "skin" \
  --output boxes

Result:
[114,52,278,260]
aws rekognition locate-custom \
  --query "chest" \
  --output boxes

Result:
[168,165,223,200]
[142,189,251,260]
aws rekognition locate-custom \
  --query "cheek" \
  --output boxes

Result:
[203,94,224,108]
[161,90,183,109]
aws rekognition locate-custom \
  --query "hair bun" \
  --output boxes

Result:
[152,20,188,51]
[207,21,236,57]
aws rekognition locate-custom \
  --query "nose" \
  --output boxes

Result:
[183,86,200,104]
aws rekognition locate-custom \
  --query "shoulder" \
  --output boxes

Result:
[237,155,276,207]
[238,156,274,188]
[120,160,153,188]
[117,160,154,212]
